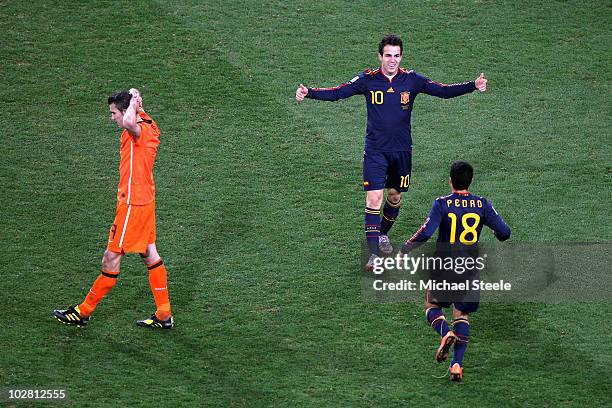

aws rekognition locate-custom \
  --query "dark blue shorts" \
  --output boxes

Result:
[430,299,480,314]
[426,264,480,314]
[362,150,412,192]
[426,288,480,314]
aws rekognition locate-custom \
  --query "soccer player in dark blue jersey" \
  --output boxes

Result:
[400,161,511,381]
[295,35,488,271]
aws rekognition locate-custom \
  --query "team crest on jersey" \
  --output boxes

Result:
[400,91,410,104]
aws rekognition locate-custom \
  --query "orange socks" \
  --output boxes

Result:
[147,259,171,320]
[79,270,119,317]
[78,261,171,320]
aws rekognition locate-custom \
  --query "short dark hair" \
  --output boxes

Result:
[108,91,132,111]
[450,161,474,190]
[378,34,403,55]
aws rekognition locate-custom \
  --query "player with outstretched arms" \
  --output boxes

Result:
[296,34,488,271]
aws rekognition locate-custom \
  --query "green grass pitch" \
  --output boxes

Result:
[1,0,610,406]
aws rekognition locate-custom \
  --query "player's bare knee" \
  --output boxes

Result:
[452,307,469,320]
[425,301,439,310]
[387,189,402,204]
[140,243,160,265]
[102,250,122,271]
[366,190,384,209]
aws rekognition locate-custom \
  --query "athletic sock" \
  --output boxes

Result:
[79,270,119,317]
[426,307,450,337]
[451,318,470,366]
[147,259,171,320]
[380,198,401,235]
[364,207,381,256]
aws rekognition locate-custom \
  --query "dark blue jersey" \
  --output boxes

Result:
[306,68,476,152]
[405,192,511,249]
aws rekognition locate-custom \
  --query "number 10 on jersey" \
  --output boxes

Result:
[370,91,384,105]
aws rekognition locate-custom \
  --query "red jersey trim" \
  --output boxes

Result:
[409,217,430,242]
[428,80,449,87]
[310,82,351,91]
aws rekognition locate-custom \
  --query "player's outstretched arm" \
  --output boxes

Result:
[421,73,478,99]
[123,89,142,139]
[399,201,442,255]
[474,73,487,92]
[295,84,308,102]
[297,75,364,102]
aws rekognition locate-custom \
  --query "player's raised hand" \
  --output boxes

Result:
[295,84,308,101]
[475,73,487,92]
[129,88,143,111]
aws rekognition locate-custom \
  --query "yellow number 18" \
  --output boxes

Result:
[447,212,481,244]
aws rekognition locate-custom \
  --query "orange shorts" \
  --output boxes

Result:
[107,201,156,254]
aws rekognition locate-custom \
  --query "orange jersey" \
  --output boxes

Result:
[117,111,160,205]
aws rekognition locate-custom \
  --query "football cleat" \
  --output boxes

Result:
[449,363,463,382]
[364,253,380,272]
[136,314,174,329]
[378,235,393,255]
[435,331,457,362]
[53,305,89,327]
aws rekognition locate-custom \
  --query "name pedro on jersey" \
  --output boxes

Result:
[373,279,512,291]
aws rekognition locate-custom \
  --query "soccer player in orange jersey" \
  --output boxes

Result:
[53,88,173,329]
